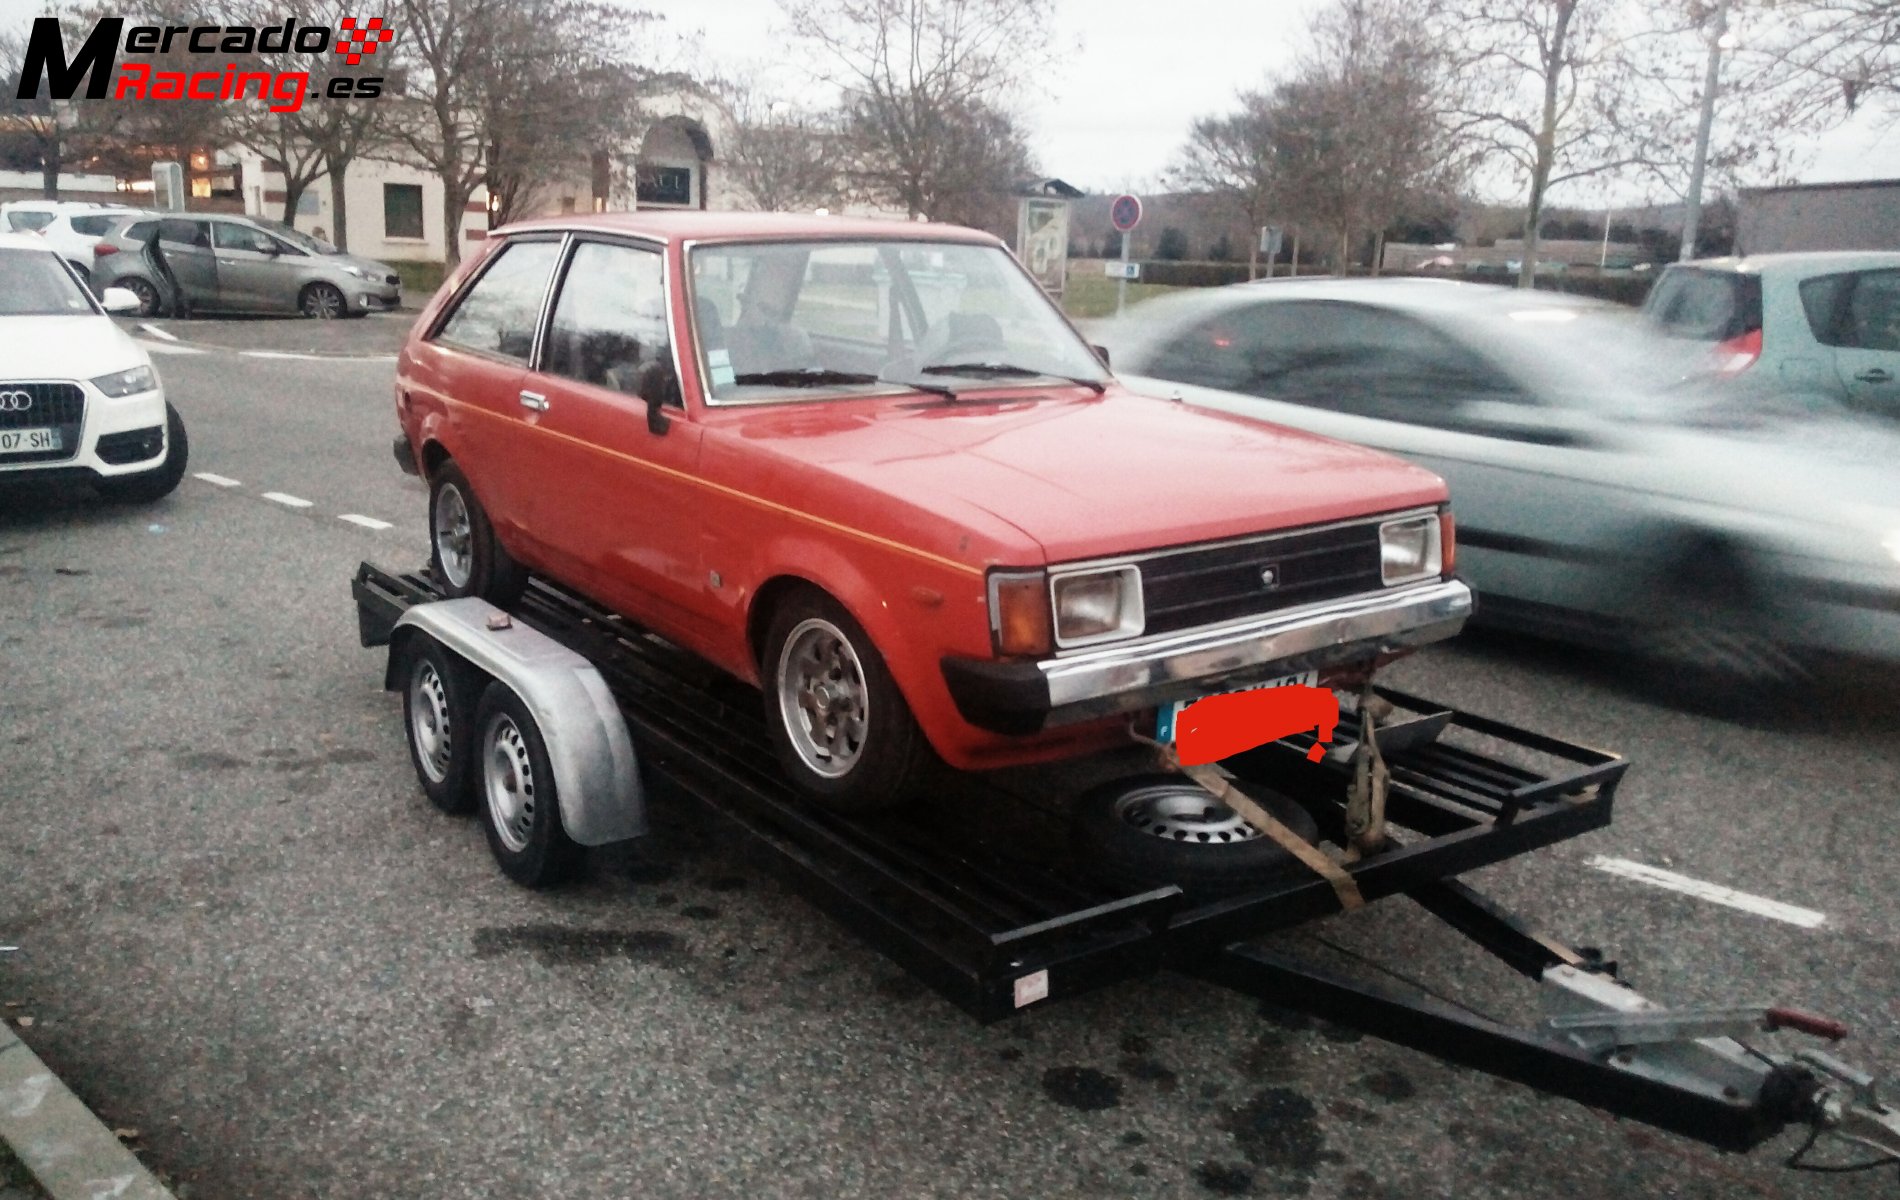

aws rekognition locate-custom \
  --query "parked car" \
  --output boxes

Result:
[1096,278,1900,691]
[1641,252,1900,419]
[394,213,1471,814]
[0,232,188,502]
[0,199,149,286]
[91,212,402,318]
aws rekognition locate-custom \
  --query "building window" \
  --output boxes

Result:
[636,165,692,207]
[384,183,425,239]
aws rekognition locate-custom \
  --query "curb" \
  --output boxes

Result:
[0,1024,174,1200]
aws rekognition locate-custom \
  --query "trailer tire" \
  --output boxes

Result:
[399,635,480,814]
[1070,774,1321,897]
[429,459,528,607]
[761,587,932,814]
[474,681,582,888]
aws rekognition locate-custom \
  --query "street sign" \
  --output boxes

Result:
[1110,194,1142,233]
[1259,225,1283,257]
[1104,261,1141,280]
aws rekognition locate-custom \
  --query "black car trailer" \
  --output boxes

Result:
[353,560,1900,1172]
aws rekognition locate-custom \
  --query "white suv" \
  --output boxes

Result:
[0,200,151,286]
[0,232,187,503]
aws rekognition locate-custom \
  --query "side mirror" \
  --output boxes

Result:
[100,286,141,314]
[638,361,682,435]
[1091,343,1111,369]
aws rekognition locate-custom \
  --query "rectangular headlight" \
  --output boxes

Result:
[1380,514,1442,585]
[1051,565,1144,647]
[91,365,157,398]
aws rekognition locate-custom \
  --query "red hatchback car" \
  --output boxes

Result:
[394,213,1471,811]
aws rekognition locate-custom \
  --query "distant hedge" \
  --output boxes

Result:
[1135,260,1256,287]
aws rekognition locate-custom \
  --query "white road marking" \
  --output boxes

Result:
[240,350,328,361]
[135,339,204,356]
[338,513,392,530]
[237,350,396,363]
[1586,856,1826,928]
[192,472,241,487]
[138,322,179,341]
[261,491,314,509]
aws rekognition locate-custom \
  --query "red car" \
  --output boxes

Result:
[394,213,1470,811]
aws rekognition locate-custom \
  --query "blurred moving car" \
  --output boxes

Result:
[1641,252,1900,419]
[1098,278,1900,689]
[91,212,401,318]
[0,232,187,503]
[0,199,148,285]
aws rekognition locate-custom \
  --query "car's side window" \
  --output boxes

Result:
[212,222,274,254]
[1842,270,1900,352]
[433,240,562,363]
[122,220,156,242]
[541,241,673,401]
[157,219,208,248]
[1800,273,1854,345]
[68,215,114,236]
[6,212,54,232]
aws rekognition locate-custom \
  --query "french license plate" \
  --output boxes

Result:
[0,428,60,455]
[1156,669,1318,746]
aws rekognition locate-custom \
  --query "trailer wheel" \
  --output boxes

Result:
[761,587,931,813]
[474,681,582,887]
[429,459,527,606]
[1070,774,1321,897]
[400,636,479,814]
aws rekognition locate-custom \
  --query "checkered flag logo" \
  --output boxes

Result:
[335,16,395,66]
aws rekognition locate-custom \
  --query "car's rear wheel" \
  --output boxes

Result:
[94,404,188,504]
[761,588,932,813]
[300,281,346,319]
[119,276,161,317]
[428,459,528,606]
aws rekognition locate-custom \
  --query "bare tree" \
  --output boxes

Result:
[1172,95,1279,278]
[1736,0,1900,124]
[782,0,1054,219]
[711,82,845,212]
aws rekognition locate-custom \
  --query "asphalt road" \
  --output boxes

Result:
[2,319,1896,1200]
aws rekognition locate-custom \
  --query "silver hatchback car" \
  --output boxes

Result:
[90,213,401,318]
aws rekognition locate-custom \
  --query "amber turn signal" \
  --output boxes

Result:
[1441,509,1457,578]
[989,570,1054,657]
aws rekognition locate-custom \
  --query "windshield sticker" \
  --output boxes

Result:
[708,347,735,387]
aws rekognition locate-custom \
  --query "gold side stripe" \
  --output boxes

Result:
[439,397,985,577]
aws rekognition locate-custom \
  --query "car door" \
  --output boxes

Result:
[1815,268,1900,415]
[420,236,566,542]
[156,218,218,309]
[518,236,709,640]
[209,220,292,312]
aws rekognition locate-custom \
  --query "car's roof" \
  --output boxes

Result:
[0,231,57,252]
[1,199,134,213]
[492,210,1003,246]
[1674,251,1900,275]
[1142,276,1606,320]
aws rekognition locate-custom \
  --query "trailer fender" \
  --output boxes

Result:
[386,598,645,847]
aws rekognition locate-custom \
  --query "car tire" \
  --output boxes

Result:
[428,460,528,606]
[94,403,188,504]
[400,636,481,814]
[1069,773,1322,897]
[119,276,161,317]
[300,281,346,319]
[474,681,582,888]
[1632,547,1808,712]
[761,587,934,813]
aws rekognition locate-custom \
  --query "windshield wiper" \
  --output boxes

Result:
[733,368,957,400]
[919,362,1107,394]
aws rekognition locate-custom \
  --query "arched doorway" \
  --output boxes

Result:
[635,117,714,210]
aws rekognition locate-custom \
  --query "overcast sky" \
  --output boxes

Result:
[7,0,1900,198]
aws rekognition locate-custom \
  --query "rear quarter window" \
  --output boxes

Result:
[68,215,114,236]
[6,211,55,232]
[1642,268,1762,341]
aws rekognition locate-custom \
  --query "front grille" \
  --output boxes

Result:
[0,381,85,464]
[95,425,164,465]
[1137,519,1389,636]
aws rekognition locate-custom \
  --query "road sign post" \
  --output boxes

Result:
[1110,194,1143,318]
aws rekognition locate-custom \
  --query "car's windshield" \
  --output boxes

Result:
[0,248,96,316]
[250,217,333,255]
[688,239,1108,402]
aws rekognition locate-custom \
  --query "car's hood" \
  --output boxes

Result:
[713,385,1448,563]
[330,253,396,279]
[0,314,148,381]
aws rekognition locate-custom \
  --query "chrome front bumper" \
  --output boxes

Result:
[940,579,1474,734]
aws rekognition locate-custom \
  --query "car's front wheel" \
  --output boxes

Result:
[428,459,528,606]
[300,281,346,319]
[94,404,188,504]
[761,588,933,813]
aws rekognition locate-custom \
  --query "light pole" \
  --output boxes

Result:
[1679,0,1733,262]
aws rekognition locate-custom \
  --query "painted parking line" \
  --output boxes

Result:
[239,350,399,363]
[1586,856,1826,928]
[138,322,179,341]
[136,339,205,356]
[338,513,393,530]
[192,472,242,487]
[260,491,314,509]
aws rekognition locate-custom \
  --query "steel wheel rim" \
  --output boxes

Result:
[483,714,536,853]
[433,483,473,589]
[775,617,870,779]
[304,284,343,319]
[409,659,453,783]
[1113,783,1262,845]
[126,278,158,316]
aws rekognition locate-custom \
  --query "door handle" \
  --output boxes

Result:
[1854,368,1892,384]
[518,391,549,412]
